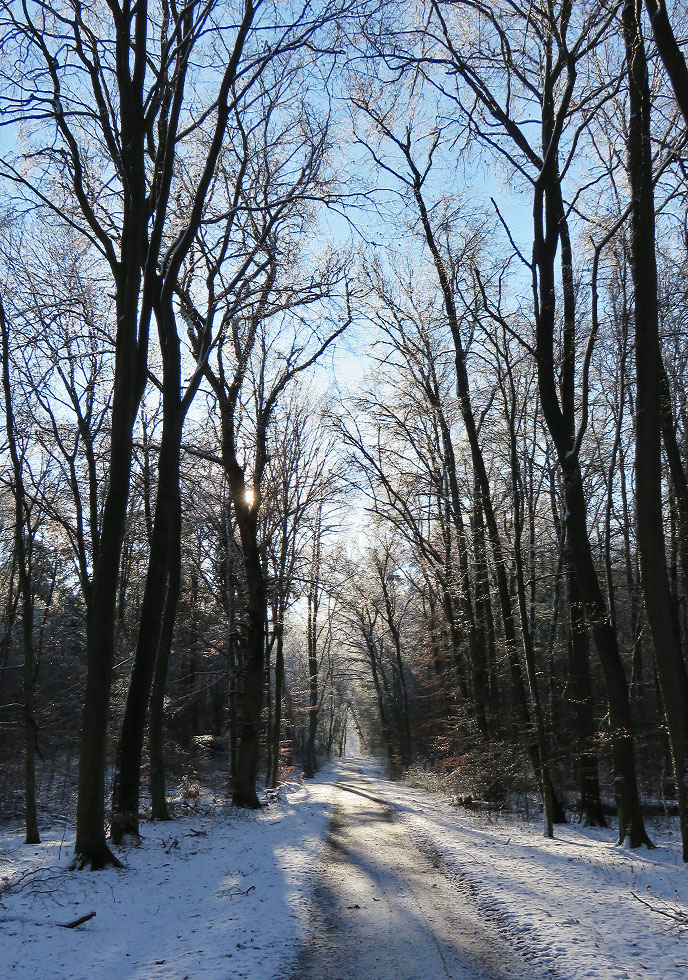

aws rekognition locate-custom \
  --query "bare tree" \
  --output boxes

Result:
[623,0,688,862]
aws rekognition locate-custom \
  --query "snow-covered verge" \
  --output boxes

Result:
[0,764,342,980]
[364,765,688,980]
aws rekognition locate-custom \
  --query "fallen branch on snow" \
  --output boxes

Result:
[631,891,688,926]
[58,911,96,929]
[1,911,96,928]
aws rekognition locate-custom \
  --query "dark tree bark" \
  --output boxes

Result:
[567,565,607,828]
[149,496,183,822]
[623,0,688,862]
[230,494,267,808]
[404,151,565,816]
[525,22,650,849]
[644,0,688,127]
[74,110,148,869]
[360,611,395,768]
[473,494,499,713]
[0,0,264,867]
[418,333,490,734]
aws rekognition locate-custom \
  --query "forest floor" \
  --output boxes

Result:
[0,758,686,980]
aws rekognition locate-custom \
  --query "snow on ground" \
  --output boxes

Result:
[0,765,341,980]
[358,762,688,980]
[1,758,687,980]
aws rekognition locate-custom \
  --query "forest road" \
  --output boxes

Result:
[291,761,551,980]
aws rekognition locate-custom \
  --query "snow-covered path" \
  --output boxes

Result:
[2,759,686,979]
[293,761,550,980]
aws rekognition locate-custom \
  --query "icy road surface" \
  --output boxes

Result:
[293,761,551,980]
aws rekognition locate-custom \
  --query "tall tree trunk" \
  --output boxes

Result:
[111,398,183,842]
[304,516,322,779]
[76,390,139,868]
[75,179,148,870]
[228,642,240,792]
[380,569,412,764]
[430,385,489,734]
[21,572,39,846]
[264,634,274,788]
[220,513,240,793]
[558,459,650,844]
[529,58,650,844]
[624,0,688,861]
[367,638,394,768]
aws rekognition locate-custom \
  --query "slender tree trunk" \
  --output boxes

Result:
[567,563,607,827]
[368,641,394,768]
[410,170,540,775]
[1,299,39,845]
[0,557,18,676]
[304,591,319,779]
[76,399,138,867]
[221,519,240,793]
[232,536,266,808]
[149,497,182,821]
[304,508,323,779]
[228,641,239,792]
[433,395,488,734]
[473,495,499,713]
[380,575,412,763]
[644,0,688,127]
[558,458,650,845]
[21,579,39,845]
[269,621,285,789]
[503,365,557,836]
[265,634,274,787]
[442,589,470,702]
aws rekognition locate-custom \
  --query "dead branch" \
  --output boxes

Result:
[631,891,688,925]
[58,911,96,929]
